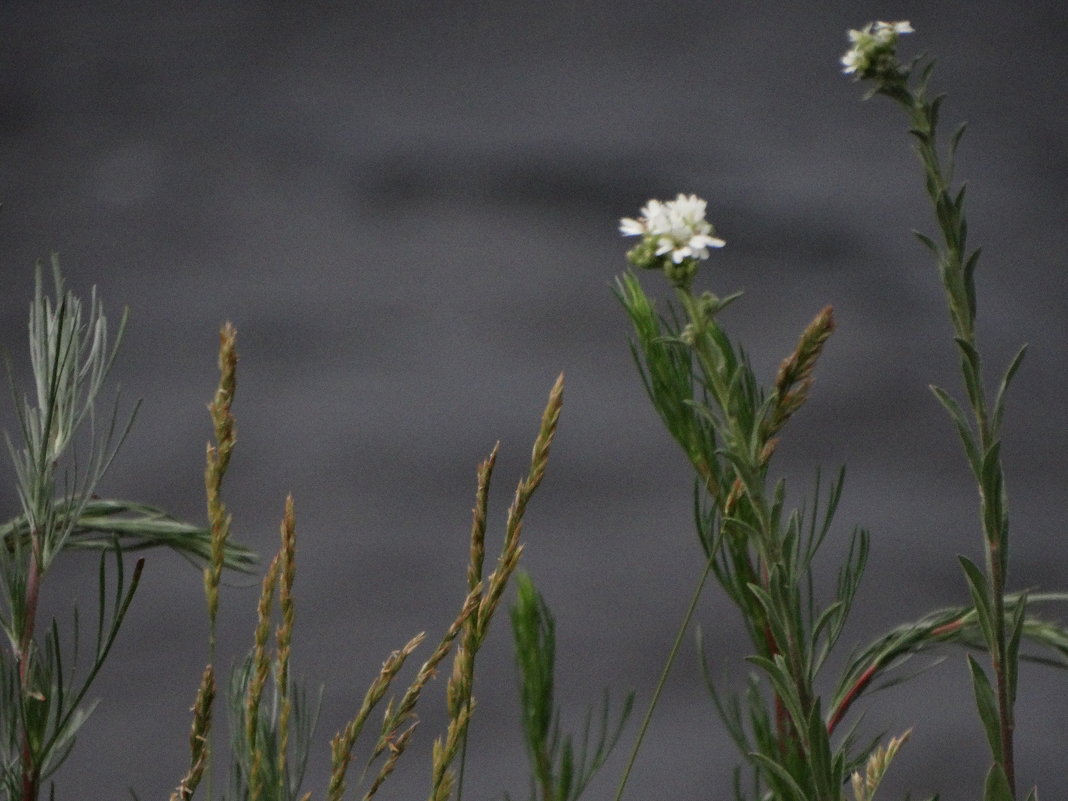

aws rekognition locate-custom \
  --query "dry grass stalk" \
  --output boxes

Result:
[377,587,482,762]
[362,724,417,801]
[327,633,426,801]
[168,664,216,801]
[247,549,283,801]
[432,374,565,801]
[467,443,498,593]
[276,495,297,797]
[354,588,483,801]
[477,372,564,639]
[204,322,238,630]
[428,700,475,801]
[174,322,238,801]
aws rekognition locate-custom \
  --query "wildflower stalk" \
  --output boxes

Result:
[843,22,1025,797]
[617,198,856,800]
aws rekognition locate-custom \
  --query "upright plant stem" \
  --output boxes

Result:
[18,548,41,801]
[613,554,715,801]
[891,77,1016,796]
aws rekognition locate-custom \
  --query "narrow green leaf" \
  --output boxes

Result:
[947,122,968,182]
[992,345,1027,434]
[913,230,940,256]
[745,655,806,739]
[806,704,835,797]
[811,600,844,643]
[958,556,995,647]
[983,762,1014,801]
[953,183,968,214]
[935,191,954,237]
[929,385,980,476]
[745,582,790,662]
[713,290,745,314]
[952,339,984,411]
[950,121,968,155]
[952,334,979,363]
[918,58,937,88]
[749,752,808,801]
[963,247,982,320]
[967,656,1001,758]
[980,441,1003,530]
[964,246,983,283]
[929,93,945,133]
[1007,591,1028,706]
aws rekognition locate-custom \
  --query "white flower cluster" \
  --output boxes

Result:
[619,193,725,264]
[841,20,912,76]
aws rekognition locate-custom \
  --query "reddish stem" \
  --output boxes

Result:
[18,544,43,801]
[756,556,793,757]
[827,662,877,736]
[827,616,966,736]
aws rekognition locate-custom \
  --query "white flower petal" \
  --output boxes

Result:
[621,193,724,262]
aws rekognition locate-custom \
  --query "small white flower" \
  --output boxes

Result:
[876,20,913,39]
[620,193,725,264]
[841,20,912,76]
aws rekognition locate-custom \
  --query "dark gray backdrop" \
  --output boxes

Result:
[3,3,1068,800]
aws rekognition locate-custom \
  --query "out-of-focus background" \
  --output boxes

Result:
[3,3,1068,799]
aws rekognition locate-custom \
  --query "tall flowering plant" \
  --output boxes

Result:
[842,19,1035,801]
[609,22,1066,801]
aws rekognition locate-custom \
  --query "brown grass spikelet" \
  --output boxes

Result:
[375,585,482,759]
[524,371,564,498]
[247,549,283,801]
[764,306,835,444]
[209,322,238,475]
[429,375,563,801]
[477,373,563,640]
[169,664,216,801]
[467,442,498,592]
[327,632,426,801]
[429,698,476,801]
[276,495,297,795]
[363,723,417,801]
[204,322,238,629]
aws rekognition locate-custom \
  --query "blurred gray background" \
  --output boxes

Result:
[3,2,1068,799]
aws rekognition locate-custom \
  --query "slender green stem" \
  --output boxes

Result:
[888,74,1016,796]
[613,553,715,801]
